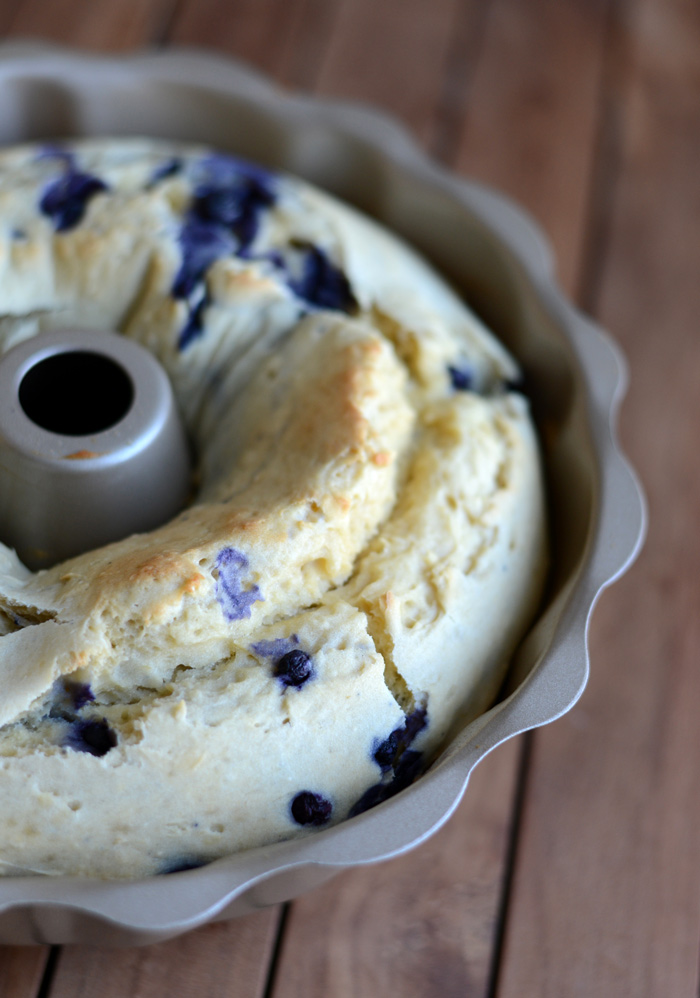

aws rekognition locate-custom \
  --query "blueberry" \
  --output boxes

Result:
[373,705,427,772]
[290,790,333,827]
[232,200,264,254]
[64,718,117,757]
[373,731,399,772]
[214,547,263,621]
[160,857,207,874]
[39,171,108,232]
[349,751,425,818]
[192,186,245,227]
[178,291,210,351]
[448,364,473,392]
[503,375,525,394]
[286,241,358,314]
[149,157,183,185]
[191,176,274,251]
[358,706,427,815]
[194,153,276,191]
[64,680,95,711]
[273,649,313,688]
[170,156,277,301]
[49,678,95,720]
[403,705,428,743]
[348,782,390,818]
[392,749,423,790]
[172,220,235,299]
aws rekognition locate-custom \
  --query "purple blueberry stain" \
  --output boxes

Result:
[171,153,277,316]
[172,221,236,300]
[49,677,95,720]
[149,157,183,185]
[64,717,117,758]
[251,635,299,661]
[160,857,207,875]
[193,153,276,192]
[192,186,247,226]
[448,364,473,392]
[214,547,263,621]
[286,241,358,314]
[290,790,333,827]
[64,680,95,711]
[190,172,274,252]
[39,171,108,232]
[169,151,362,346]
[178,291,210,351]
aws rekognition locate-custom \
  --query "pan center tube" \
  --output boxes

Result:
[0,329,192,571]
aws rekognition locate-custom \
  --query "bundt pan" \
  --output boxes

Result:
[0,43,645,945]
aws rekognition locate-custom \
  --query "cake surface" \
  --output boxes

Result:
[0,139,546,878]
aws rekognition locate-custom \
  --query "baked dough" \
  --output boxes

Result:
[0,140,546,878]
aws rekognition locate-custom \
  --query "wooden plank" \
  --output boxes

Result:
[271,740,522,998]
[48,910,281,998]
[168,0,341,86]
[0,0,24,38]
[0,947,50,998]
[454,0,610,297]
[495,0,700,993]
[311,0,466,146]
[4,0,175,49]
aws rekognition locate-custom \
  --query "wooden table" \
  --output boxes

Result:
[0,0,693,994]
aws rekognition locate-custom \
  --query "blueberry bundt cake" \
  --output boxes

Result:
[0,141,546,877]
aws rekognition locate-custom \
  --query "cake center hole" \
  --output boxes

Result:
[19,350,134,436]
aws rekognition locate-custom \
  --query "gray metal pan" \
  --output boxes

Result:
[0,44,646,946]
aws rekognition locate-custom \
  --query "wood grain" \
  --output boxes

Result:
[0,947,50,998]
[168,0,341,87]
[47,911,281,998]
[453,0,611,297]
[310,0,466,147]
[496,0,700,993]
[271,739,523,998]
[4,0,175,49]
